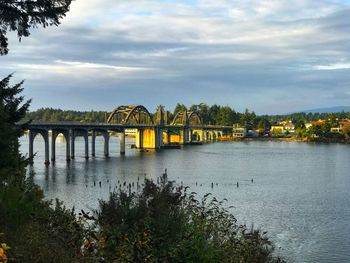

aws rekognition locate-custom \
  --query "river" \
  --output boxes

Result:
[19,135,350,263]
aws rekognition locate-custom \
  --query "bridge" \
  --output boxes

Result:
[24,105,233,164]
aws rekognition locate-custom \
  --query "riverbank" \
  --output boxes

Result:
[231,136,349,144]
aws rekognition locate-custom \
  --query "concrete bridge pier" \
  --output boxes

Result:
[156,127,163,149]
[65,132,71,162]
[43,131,50,165]
[162,130,171,145]
[136,128,143,149]
[182,127,189,145]
[103,132,109,157]
[135,128,163,149]
[72,130,89,159]
[83,131,89,159]
[214,130,217,141]
[70,130,75,159]
[91,130,96,157]
[166,130,171,144]
[28,130,34,164]
[119,131,126,154]
[206,131,211,141]
[211,131,215,141]
[91,130,109,157]
[201,130,206,142]
[51,130,57,162]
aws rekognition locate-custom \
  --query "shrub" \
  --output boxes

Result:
[83,179,286,263]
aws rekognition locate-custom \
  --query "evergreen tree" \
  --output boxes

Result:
[173,103,187,117]
[209,104,221,125]
[0,74,30,185]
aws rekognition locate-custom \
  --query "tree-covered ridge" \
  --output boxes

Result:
[25,108,108,123]
[268,111,350,123]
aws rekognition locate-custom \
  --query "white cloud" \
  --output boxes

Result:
[54,60,150,72]
[11,60,155,81]
[313,62,350,70]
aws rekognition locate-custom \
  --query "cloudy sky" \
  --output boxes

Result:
[1,0,350,114]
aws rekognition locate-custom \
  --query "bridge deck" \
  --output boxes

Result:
[23,122,232,131]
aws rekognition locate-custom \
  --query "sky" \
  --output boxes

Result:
[1,0,350,114]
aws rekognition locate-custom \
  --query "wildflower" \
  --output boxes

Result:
[0,247,8,261]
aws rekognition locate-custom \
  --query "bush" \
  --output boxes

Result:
[82,179,285,263]
[0,185,84,262]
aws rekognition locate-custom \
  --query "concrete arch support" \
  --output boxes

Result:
[51,129,70,162]
[29,129,50,165]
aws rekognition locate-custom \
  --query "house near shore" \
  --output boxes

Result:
[330,120,350,133]
[270,121,295,135]
[232,126,246,138]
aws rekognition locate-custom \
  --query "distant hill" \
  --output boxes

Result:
[296,106,350,114]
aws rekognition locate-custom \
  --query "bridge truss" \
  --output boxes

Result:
[107,105,154,125]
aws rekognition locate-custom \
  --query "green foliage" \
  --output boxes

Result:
[0,74,31,185]
[83,179,285,263]
[270,111,350,123]
[305,121,346,142]
[257,117,271,130]
[341,124,350,139]
[0,191,83,262]
[173,103,187,118]
[239,109,257,130]
[25,108,108,123]
[293,119,305,130]
[0,0,72,55]
[0,75,83,262]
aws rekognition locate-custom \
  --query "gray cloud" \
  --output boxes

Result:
[1,1,349,114]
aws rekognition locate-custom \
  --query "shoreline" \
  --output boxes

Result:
[230,137,349,144]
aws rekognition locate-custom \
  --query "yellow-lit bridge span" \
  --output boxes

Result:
[24,105,233,164]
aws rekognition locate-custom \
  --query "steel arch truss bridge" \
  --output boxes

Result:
[23,105,233,164]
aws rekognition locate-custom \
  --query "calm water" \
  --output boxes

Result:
[20,135,350,263]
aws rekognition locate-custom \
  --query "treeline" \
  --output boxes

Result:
[25,104,350,130]
[25,108,108,123]
[269,111,350,123]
